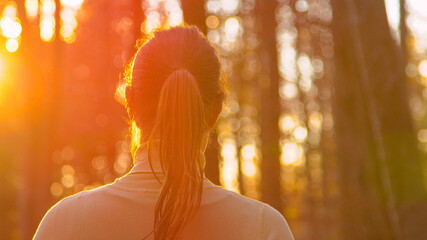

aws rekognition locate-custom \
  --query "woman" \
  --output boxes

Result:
[34,26,294,240]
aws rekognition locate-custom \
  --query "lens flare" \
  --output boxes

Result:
[5,38,19,52]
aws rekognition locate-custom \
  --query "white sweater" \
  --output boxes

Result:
[34,147,294,240]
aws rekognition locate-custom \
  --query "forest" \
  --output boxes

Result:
[0,0,427,239]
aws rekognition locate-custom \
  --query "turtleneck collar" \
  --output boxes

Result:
[130,140,164,174]
[111,140,218,193]
[128,140,207,178]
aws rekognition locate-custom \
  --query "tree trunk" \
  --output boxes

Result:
[17,0,60,237]
[181,0,207,34]
[331,0,427,239]
[255,0,282,212]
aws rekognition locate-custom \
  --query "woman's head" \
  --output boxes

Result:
[121,26,227,240]
[126,26,226,141]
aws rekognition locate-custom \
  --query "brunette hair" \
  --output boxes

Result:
[120,26,227,240]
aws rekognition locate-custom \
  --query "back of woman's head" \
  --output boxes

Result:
[122,26,227,240]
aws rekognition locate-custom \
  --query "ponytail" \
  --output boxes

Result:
[123,26,225,240]
[147,69,206,240]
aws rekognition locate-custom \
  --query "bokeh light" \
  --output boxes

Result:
[0,1,426,239]
[5,38,19,52]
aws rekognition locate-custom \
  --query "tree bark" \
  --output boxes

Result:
[181,0,207,34]
[255,0,282,212]
[17,0,60,237]
[331,0,427,239]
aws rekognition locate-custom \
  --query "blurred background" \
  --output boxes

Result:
[0,0,427,239]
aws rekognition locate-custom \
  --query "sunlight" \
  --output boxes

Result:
[312,58,324,74]
[221,142,236,159]
[0,56,3,87]
[61,174,75,188]
[0,17,21,39]
[1,3,20,37]
[145,11,161,33]
[279,114,296,133]
[419,60,427,78]
[384,0,427,43]
[61,164,76,188]
[40,18,55,41]
[3,1,426,239]
[295,0,308,13]
[25,0,39,20]
[60,0,84,10]
[308,111,323,133]
[219,0,239,14]
[41,0,56,19]
[206,0,246,194]
[242,161,256,177]
[224,17,241,42]
[1,2,21,53]
[220,140,240,192]
[3,3,17,17]
[278,30,297,83]
[143,0,183,33]
[384,0,399,39]
[114,153,131,174]
[206,0,220,14]
[293,126,308,142]
[417,129,427,143]
[60,0,84,44]
[297,54,312,79]
[281,142,304,165]
[280,82,298,99]
[241,144,257,177]
[407,0,427,16]
[241,144,256,160]
[297,54,313,92]
[61,164,75,175]
[40,0,56,42]
[6,38,19,52]
[165,0,183,26]
[206,15,220,29]
[50,182,63,197]
[92,156,107,171]
[131,121,141,150]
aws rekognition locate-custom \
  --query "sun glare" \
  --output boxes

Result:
[0,57,3,79]
[1,2,21,52]
[293,126,308,142]
[220,140,240,192]
[143,0,183,33]
[6,38,19,52]
[25,0,39,20]
[241,144,257,177]
[281,142,304,165]
[0,17,22,39]
[60,0,84,44]
[419,60,427,78]
[279,114,296,133]
[40,0,56,42]
[2,1,427,239]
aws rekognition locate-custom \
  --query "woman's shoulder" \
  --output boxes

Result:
[201,186,294,240]
[34,184,113,239]
[259,203,295,240]
[48,183,115,217]
[208,184,266,209]
[218,187,289,224]
[205,185,272,220]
